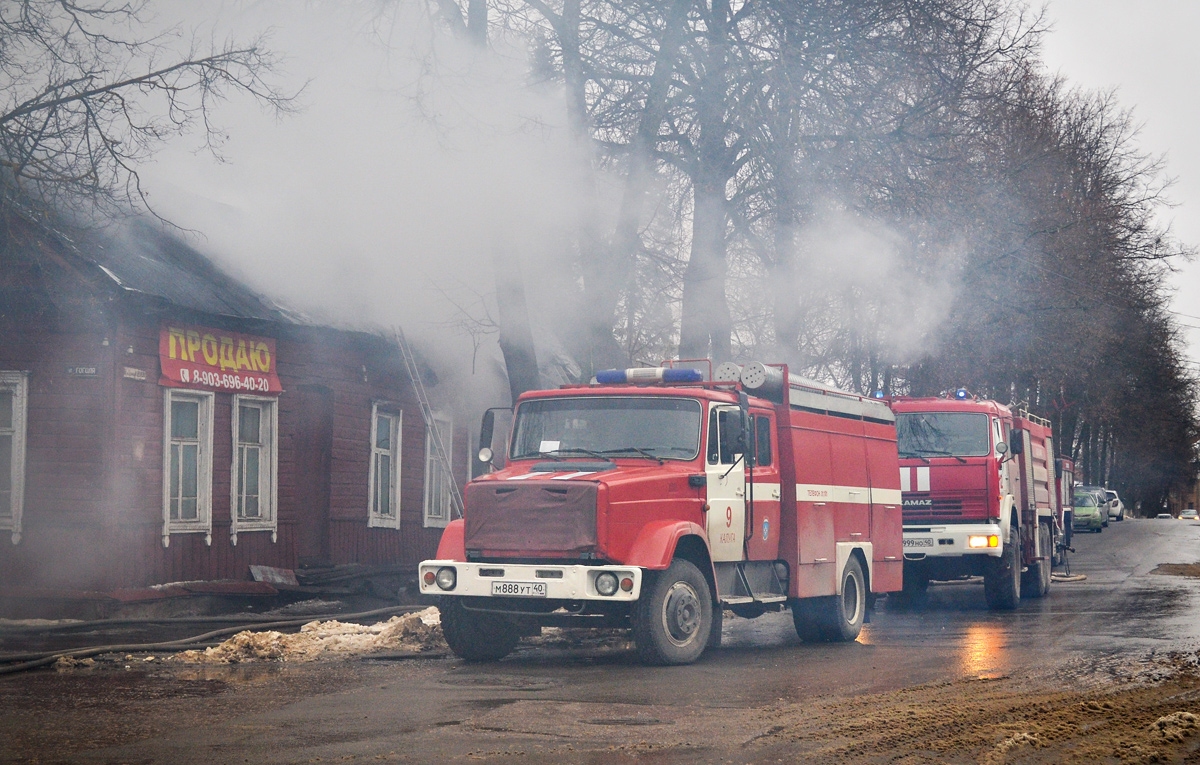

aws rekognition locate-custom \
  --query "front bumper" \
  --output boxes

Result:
[1073,513,1102,530]
[418,560,644,601]
[901,523,1005,559]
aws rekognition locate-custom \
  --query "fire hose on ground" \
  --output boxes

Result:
[0,605,424,676]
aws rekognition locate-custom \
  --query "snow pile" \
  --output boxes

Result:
[1148,712,1198,743]
[169,607,445,664]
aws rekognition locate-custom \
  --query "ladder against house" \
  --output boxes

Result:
[394,328,464,520]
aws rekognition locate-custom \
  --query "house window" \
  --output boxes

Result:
[368,404,401,529]
[162,389,214,546]
[423,412,454,528]
[230,395,278,545]
[0,372,29,545]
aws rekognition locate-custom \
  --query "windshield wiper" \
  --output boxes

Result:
[554,447,609,460]
[898,451,931,464]
[911,448,968,464]
[599,447,665,465]
[510,450,563,461]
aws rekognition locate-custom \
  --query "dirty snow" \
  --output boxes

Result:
[169,607,445,664]
[1149,711,1198,742]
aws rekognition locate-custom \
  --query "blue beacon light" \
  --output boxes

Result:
[955,388,969,400]
[595,368,703,384]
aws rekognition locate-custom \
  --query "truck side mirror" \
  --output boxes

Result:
[479,409,495,451]
[475,407,511,476]
[737,390,754,467]
[723,415,746,458]
[1008,434,1024,455]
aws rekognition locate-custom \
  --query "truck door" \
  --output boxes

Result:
[745,412,780,560]
[706,405,746,562]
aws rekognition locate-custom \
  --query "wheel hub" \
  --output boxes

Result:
[662,582,701,645]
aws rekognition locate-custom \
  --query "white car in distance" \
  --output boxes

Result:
[1105,490,1125,522]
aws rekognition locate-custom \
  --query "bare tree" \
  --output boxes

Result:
[0,0,295,220]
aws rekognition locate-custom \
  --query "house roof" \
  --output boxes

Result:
[74,219,297,323]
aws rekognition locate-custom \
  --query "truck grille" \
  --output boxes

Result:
[464,480,599,555]
[902,494,988,523]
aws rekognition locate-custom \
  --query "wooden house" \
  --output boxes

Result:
[0,215,464,593]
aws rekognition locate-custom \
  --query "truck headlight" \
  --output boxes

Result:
[435,566,457,591]
[595,572,619,596]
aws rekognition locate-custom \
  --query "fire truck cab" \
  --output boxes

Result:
[891,393,1058,609]
[420,362,903,664]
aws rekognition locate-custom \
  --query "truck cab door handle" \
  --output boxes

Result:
[734,488,744,497]
[771,488,781,499]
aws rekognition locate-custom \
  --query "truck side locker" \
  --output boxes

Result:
[792,418,837,597]
[864,425,903,592]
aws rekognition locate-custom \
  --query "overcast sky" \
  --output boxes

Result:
[1040,0,1200,371]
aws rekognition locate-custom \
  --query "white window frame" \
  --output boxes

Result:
[230,395,279,545]
[161,389,215,547]
[0,371,29,545]
[423,411,454,529]
[367,403,402,529]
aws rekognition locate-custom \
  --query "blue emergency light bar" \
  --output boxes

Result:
[955,388,969,399]
[595,368,704,384]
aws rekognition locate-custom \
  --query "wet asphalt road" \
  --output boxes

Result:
[9,517,1200,764]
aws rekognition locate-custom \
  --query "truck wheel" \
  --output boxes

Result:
[792,557,866,642]
[439,598,520,662]
[984,524,1021,610]
[707,606,724,650]
[633,559,713,665]
[1021,522,1051,598]
[894,565,929,606]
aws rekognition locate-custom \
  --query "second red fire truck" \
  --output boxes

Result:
[890,392,1060,609]
[420,362,903,664]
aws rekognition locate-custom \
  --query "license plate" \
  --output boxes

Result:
[903,538,934,548]
[491,580,547,597]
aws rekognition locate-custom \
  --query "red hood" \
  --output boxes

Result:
[467,459,704,560]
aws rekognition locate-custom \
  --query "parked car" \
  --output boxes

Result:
[1105,490,1125,521]
[1077,485,1111,527]
[1156,513,1174,519]
[1181,508,1198,520]
[1073,493,1105,532]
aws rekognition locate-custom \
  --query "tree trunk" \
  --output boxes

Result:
[561,0,623,374]
[678,160,732,361]
[492,244,540,403]
[602,0,692,365]
[677,0,733,362]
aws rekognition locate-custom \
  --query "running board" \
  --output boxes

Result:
[714,560,789,603]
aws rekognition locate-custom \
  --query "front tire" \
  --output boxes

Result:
[1021,522,1051,598]
[984,524,1021,610]
[440,597,521,662]
[792,556,866,642]
[633,559,713,665]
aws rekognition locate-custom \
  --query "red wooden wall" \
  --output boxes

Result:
[0,293,456,591]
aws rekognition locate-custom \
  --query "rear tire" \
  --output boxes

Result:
[440,598,521,662]
[792,557,866,642]
[633,559,713,665]
[984,524,1021,610]
[1021,522,1051,598]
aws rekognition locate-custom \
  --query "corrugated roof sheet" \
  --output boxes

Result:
[76,219,295,323]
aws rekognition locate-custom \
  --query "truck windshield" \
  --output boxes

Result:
[510,397,703,461]
[895,412,991,458]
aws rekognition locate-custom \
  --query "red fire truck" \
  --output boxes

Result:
[420,362,903,664]
[890,392,1059,609]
